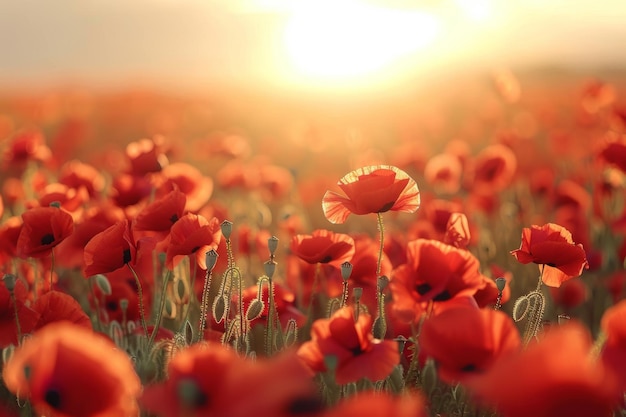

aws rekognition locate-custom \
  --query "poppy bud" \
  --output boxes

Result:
[220,220,233,239]
[164,298,177,319]
[2,345,15,366]
[377,275,389,292]
[264,260,277,279]
[2,273,16,292]
[341,262,353,281]
[94,274,112,296]
[353,287,363,303]
[119,299,129,313]
[496,277,506,292]
[205,249,219,272]
[246,299,265,321]
[373,316,387,339]
[284,318,298,347]
[213,295,227,323]
[268,236,279,256]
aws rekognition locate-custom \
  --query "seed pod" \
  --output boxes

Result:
[245,299,265,321]
[267,236,279,256]
[212,295,227,323]
[220,220,233,239]
[94,274,112,296]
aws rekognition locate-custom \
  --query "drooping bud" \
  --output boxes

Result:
[264,260,277,279]
[2,274,17,292]
[246,299,265,321]
[205,249,219,272]
[495,277,506,292]
[213,295,227,323]
[377,275,389,292]
[94,274,112,296]
[340,262,353,281]
[267,236,279,256]
[220,220,233,239]
[283,319,298,347]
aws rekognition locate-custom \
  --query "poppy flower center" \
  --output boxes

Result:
[286,396,325,415]
[191,246,200,253]
[41,233,55,245]
[123,249,132,264]
[461,363,477,372]
[350,344,364,356]
[178,379,209,409]
[320,255,332,263]
[378,201,395,212]
[415,283,451,301]
[44,388,62,409]
[415,283,431,295]
[170,214,179,223]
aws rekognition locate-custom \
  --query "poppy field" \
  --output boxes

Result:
[1,70,626,417]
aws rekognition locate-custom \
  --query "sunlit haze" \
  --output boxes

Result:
[1,0,625,91]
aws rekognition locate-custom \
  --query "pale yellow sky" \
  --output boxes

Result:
[1,0,625,90]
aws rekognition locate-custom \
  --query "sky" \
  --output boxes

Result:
[1,0,625,91]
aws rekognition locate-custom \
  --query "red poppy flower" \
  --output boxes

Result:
[443,212,471,249]
[2,322,141,417]
[510,223,589,287]
[126,136,169,175]
[35,182,90,215]
[134,188,186,234]
[3,128,51,168]
[16,206,74,259]
[390,239,486,323]
[92,278,153,324]
[423,153,463,194]
[156,163,213,212]
[419,307,520,383]
[0,277,39,346]
[322,165,420,224]
[165,214,222,270]
[600,299,626,390]
[58,160,105,198]
[472,265,512,308]
[467,323,622,417]
[84,219,151,276]
[297,306,399,384]
[326,391,427,417]
[142,343,319,417]
[468,144,517,195]
[290,229,355,267]
[54,204,125,269]
[31,290,92,330]
[549,278,588,310]
[0,216,23,261]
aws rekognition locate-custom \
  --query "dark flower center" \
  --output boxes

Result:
[178,379,209,409]
[320,255,332,263]
[170,214,179,223]
[379,201,395,212]
[546,262,556,267]
[106,300,119,311]
[44,388,61,409]
[287,396,325,415]
[415,283,451,301]
[461,364,477,372]
[433,290,452,302]
[41,233,55,245]
[415,283,431,295]
[191,246,200,253]
[123,249,132,264]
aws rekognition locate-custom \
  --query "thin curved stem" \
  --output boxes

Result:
[127,263,148,338]
[376,213,385,277]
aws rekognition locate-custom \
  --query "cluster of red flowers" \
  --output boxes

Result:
[0,73,626,417]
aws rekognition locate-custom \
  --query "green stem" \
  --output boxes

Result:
[49,249,55,290]
[149,270,172,347]
[376,212,384,277]
[10,291,22,344]
[198,268,213,342]
[127,263,148,337]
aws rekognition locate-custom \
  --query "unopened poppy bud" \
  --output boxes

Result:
[94,274,112,296]
[119,299,129,313]
[264,260,277,279]
[373,316,387,339]
[352,287,363,303]
[341,262,353,281]
[421,359,438,395]
[246,299,265,321]
[184,320,194,346]
[377,275,389,292]
[2,274,17,292]
[268,236,279,256]
[496,277,506,292]
[2,345,15,366]
[205,249,219,271]
[213,296,227,323]
[164,298,177,319]
[220,220,233,239]
[284,318,298,347]
[174,278,188,304]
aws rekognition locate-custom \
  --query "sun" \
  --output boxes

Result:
[282,0,441,85]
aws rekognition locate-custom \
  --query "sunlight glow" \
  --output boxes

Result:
[283,0,441,84]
